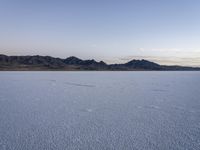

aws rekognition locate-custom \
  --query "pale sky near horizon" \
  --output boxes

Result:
[0,0,200,66]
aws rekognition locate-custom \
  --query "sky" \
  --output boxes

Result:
[0,0,200,66]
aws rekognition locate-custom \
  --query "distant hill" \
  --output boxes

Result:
[0,54,199,71]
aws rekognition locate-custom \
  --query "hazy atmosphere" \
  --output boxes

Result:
[0,0,200,66]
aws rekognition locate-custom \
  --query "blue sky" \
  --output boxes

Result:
[0,0,200,66]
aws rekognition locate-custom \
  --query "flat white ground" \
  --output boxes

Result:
[0,71,200,150]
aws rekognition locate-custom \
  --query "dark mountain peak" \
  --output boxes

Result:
[125,59,161,70]
[99,61,107,65]
[64,56,83,64]
[80,59,107,66]
[81,59,98,65]
[0,54,7,57]
[0,54,8,59]
[126,59,158,65]
[66,56,81,60]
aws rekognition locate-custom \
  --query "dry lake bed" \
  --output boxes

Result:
[0,71,200,150]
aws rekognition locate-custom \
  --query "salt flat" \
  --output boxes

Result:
[0,71,200,150]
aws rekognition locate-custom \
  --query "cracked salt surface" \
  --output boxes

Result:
[0,71,200,150]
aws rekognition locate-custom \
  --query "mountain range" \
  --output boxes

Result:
[0,54,199,71]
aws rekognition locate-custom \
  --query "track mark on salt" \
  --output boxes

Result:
[64,82,95,87]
